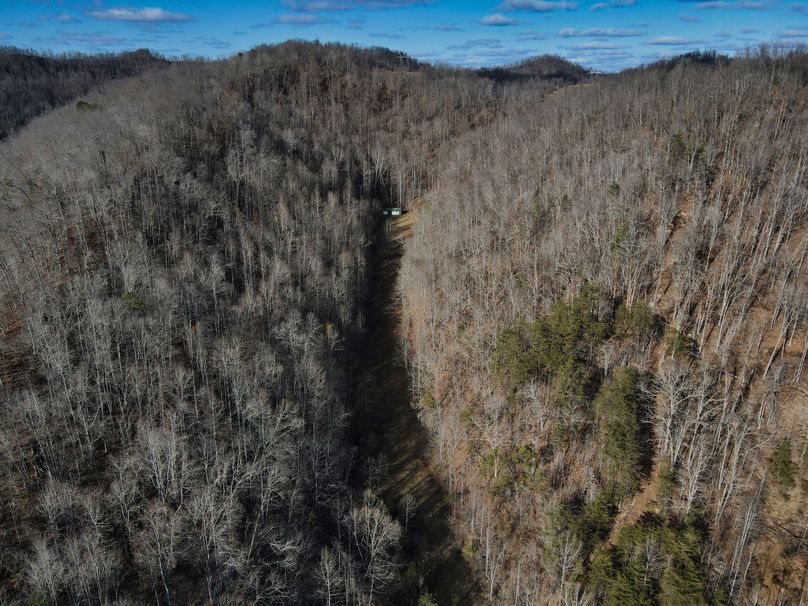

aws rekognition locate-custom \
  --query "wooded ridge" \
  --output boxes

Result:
[0,42,806,605]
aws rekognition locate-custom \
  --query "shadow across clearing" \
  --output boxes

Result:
[351,212,479,606]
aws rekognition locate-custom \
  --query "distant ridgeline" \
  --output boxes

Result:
[0,47,166,141]
[477,55,588,84]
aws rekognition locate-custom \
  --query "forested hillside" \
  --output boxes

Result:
[0,47,166,141]
[1,39,806,606]
[0,41,570,604]
[401,50,808,604]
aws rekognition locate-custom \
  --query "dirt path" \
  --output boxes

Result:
[608,462,662,544]
[354,210,478,605]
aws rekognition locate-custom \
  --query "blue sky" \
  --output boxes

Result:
[2,0,807,70]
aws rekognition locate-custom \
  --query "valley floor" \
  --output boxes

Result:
[355,210,478,605]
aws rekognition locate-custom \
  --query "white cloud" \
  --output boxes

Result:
[47,32,129,47]
[273,14,331,24]
[779,27,808,37]
[647,35,705,45]
[517,30,547,40]
[448,38,503,50]
[41,13,78,23]
[481,13,520,25]
[560,27,643,36]
[566,47,632,66]
[88,7,193,23]
[498,0,578,12]
[190,36,232,49]
[284,0,431,9]
[695,0,771,7]
[570,40,622,48]
[590,0,636,11]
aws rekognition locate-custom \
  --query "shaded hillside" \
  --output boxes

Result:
[355,211,478,605]
[401,48,808,605]
[0,41,557,604]
[0,47,166,141]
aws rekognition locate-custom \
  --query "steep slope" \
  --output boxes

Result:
[401,50,808,605]
[0,45,387,605]
[0,47,166,141]
[0,41,563,604]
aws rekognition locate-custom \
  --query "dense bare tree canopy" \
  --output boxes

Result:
[0,47,166,141]
[0,41,806,606]
[402,48,808,605]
